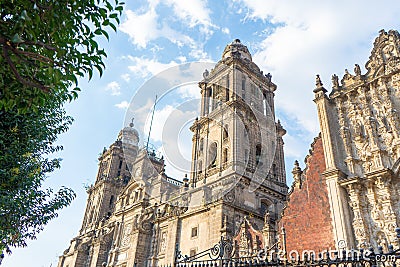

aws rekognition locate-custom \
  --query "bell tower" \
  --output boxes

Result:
[80,122,139,234]
[190,39,286,190]
[189,40,287,248]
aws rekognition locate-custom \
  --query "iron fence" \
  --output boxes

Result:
[169,229,400,267]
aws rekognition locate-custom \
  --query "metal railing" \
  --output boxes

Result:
[170,229,400,267]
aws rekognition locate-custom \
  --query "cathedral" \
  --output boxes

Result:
[58,30,400,267]
[58,39,288,267]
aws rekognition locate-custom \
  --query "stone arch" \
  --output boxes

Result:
[259,198,275,216]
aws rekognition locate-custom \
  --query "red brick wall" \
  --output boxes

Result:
[279,136,335,253]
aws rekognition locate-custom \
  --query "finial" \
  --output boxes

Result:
[315,74,323,87]
[129,117,134,128]
[292,160,303,189]
[313,74,327,94]
[292,160,302,174]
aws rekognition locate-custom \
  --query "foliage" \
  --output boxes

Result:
[0,0,124,252]
[0,0,124,112]
[0,96,74,252]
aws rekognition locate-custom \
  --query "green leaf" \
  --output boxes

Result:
[11,34,24,43]
[94,64,103,77]
[101,29,109,40]
[109,22,117,32]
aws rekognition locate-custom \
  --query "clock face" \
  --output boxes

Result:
[135,167,142,177]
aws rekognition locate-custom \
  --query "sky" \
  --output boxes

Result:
[5,0,400,266]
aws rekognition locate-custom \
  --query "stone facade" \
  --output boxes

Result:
[281,29,400,252]
[58,40,288,267]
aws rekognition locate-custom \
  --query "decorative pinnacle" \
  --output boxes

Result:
[313,74,327,94]
[129,117,134,128]
[292,160,302,174]
[292,160,303,188]
[315,74,323,87]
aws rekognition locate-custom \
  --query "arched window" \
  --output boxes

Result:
[199,138,204,155]
[109,195,115,209]
[242,78,246,99]
[223,148,228,164]
[226,74,230,101]
[89,207,95,223]
[263,93,268,116]
[209,142,217,168]
[223,124,228,140]
[198,160,203,174]
[256,144,261,165]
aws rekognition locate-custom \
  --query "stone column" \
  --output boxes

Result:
[314,75,355,249]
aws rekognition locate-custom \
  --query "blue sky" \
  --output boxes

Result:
[5,0,400,266]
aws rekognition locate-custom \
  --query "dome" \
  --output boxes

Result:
[221,39,252,61]
[117,121,139,146]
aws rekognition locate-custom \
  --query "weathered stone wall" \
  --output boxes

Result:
[279,136,335,253]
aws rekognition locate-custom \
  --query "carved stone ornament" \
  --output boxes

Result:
[121,223,132,247]
[232,217,264,257]
[366,30,400,78]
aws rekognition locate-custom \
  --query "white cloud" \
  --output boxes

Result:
[165,0,213,29]
[119,4,197,49]
[176,84,201,99]
[222,27,230,35]
[234,0,400,135]
[121,73,131,82]
[105,81,121,96]
[189,48,209,61]
[127,57,178,78]
[115,100,130,109]
[143,104,197,177]
[177,56,187,63]
[119,8,159,48]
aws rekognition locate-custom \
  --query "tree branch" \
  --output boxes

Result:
[2,46,49,93]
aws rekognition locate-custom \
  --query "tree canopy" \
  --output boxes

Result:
[0,0,124,253]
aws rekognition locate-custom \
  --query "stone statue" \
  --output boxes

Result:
[331,74,339,88]
[354,64,361,76]
[264,211,270,225]
[265,73,272,82]
[203,69,209,79]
